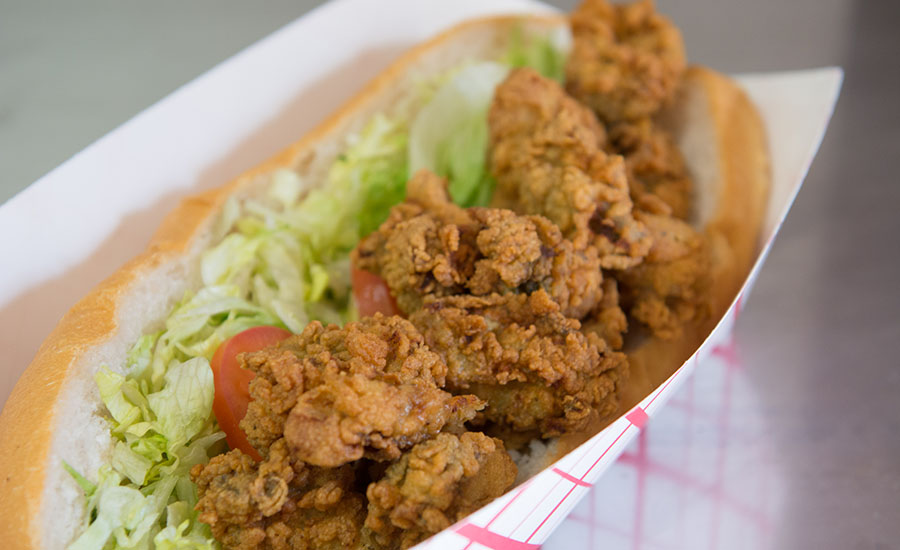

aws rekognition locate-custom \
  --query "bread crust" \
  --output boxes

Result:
[0,15,768,549]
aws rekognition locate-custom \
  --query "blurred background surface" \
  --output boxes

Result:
[1,1,898,548]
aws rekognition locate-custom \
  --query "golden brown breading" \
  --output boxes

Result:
[240,315,482,466]
[566,0,686,122]
[365,432,517,549]
[410,291,627,436]
[488,67,651,270]
[580,277,629,350]
[609,118,693,219]
[617,211,711,339]
[352,171,477,316]
[192,439,367,550]
[354,170,604,318]
[285,372,482,467]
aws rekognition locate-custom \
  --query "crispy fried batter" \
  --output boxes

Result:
[581,277,629,350]
[609,118,693,219]
[354,170,604,318]
[566,0,686,122]
[192,439,366,550]
[365,432,517,549]
[617,211,711,339]
[286,372,482,467]
[240,315,482,466]
[488,67,651,269]
[411,291,627,436]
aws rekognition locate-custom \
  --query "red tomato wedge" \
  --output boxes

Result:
[210,325,291,461]
[352,267,402,318]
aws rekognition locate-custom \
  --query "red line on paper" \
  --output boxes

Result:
[581,424,632,479]
[615,451,770,530]
[552,468,593,488]
[477,477,539,543]
[483,484,526,529]
[571,360,682,486]
[632,430,649,550]
[522,420,641,545]
[566,514,632,539]
[626,406,650,429]
[665,398,694,413]
[623,447,770,529]
[566,515,684,550]
[574,365,680,482]
[504,475,569,541]
[455,524,541,550]
[524,484,578,543]
[709,334,739,550]
[681,366,697,545]
[711,338,741,369]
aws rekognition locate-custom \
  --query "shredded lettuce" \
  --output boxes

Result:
[505,26,569,82]
[408,26,570,208]
[69,30,566,550]
[68,358,223,550]
[409,62,510,207]
[289,112,409,246]
[65,115,413,548]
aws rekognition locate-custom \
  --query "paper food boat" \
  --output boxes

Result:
[544,331,781,550]
[0,0,841,548]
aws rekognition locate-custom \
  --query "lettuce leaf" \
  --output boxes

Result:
[505,26,568,82]
[146,358,215,453]
[67,362,224,550]
[69,356,222,550]
[409,62,510,207]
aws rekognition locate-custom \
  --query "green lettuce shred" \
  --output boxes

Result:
[505,25,568,82]
[408,62,510,207]
[69,32,565,550]
[69,358,222,550]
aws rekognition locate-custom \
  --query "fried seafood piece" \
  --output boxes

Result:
[240,314,483,467]
[608,118,693,219]
[192,439,367,550]
[566,0,686,122]
[488,67,651,269]
[354,170,604,318]
[617,210,711,339]
[410,291,627,436]
[365,432,517,549]
[580,277,628,351]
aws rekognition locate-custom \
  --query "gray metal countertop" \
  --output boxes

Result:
[1,1,897,548]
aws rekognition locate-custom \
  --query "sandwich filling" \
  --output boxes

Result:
[66,2,711,549]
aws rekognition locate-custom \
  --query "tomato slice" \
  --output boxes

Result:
[210,325,292,461]
[352,268,402,318]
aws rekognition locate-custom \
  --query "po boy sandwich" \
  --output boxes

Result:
[0,1,769,549]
